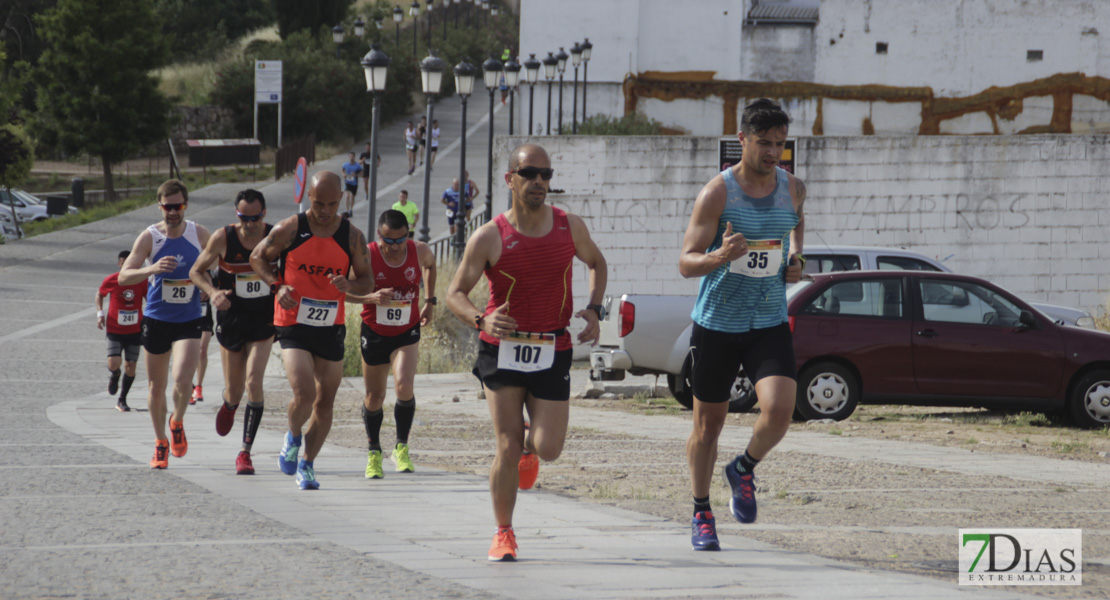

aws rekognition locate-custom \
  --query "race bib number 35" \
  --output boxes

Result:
[235,273,268,298]
[162,279,194,304]
[376,299,412,326]
[497,332,556,373]
[296,298,339,327]
[729,239,784,278]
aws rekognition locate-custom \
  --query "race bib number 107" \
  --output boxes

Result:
[497,332,556,373]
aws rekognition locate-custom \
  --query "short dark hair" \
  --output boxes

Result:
[400,189,408,196]
[157,179,188,204]
[379,209,409,231]
[740,98,791,136]
[118,250,130,260]
[235,189,266,211]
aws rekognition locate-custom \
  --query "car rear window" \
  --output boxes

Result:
[802,279,903,318]
[805,254,861,274]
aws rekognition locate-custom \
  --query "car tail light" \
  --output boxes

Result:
[619,300,635,337]
[788,315,795,333]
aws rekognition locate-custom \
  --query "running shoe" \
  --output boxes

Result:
[518,453,539,490]
[235,450,254,475]
[150,439,169,469]
[108,370,121,395]
[116,399,130,412]
[192,385,204,403]
[168,418,188,458]
[277,431,300,475]
[488,527,517,562]
[392,443,415,473]
[365,449,384,479]
[296,459,319,490]
[215,402,239,437]
[691,511,720,551]
[724,457,757,524]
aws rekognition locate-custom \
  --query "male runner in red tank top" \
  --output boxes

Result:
[249,171,375,490]
[345,209,436,480]
[448,143,608,562]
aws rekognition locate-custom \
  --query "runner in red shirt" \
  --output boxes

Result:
[345,209,436,480]
[448,143,607,562]
[95,250,148,412]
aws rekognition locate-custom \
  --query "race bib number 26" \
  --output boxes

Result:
[162,279,194,304]
[729,239,784,278]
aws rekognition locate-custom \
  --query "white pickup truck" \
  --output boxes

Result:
[588,245,1094,411]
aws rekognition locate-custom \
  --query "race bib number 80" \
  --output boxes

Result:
[729,239,784,278]
[497,332,556,373]
[235,273,268,298]
[296,298,338,327]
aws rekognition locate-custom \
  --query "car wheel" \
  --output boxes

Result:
[1068,369,1110,429]
[796,362,859,421]
[667,354,756,413]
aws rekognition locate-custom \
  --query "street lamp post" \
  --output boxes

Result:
[418,51,445,243]
[443,0,449,39]
[353,17,365,41]
[332,25,345,60]
[426,0,434,50]
[453,57,477,258]
[581,38,593,120]
[482,54,502,219]
[523,54,540,135]
[504,56,521,135]
[475,0,483,31]
[410,1,420,56]
[374,15,385,43]
[570,42,582,134]
[361,44,390,232]
[454,0,460,29]
[542,52,557,135]
[555,47,568,134]
[393,6,403,46]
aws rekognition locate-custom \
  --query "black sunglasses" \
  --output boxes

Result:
[380,234,407,245]
[511,167,554,181]
[237,212,264,222]
[159,202,185,212]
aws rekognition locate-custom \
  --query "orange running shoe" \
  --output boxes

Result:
[168,418,188,457]
[150,440,169,469]
[488,527,517,562]
[518,453,539,490]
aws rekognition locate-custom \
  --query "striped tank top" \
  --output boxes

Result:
[691,167,799,333]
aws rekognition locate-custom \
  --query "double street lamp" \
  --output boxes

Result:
[361,44,391,232]
[453,57,477,257]
[504,56,521,135]
[482,54,502,220]
[523,54,541,135]
[393,6,403,46]
[555,47,568,134]
[418,51,446,242]
[409,1,420,56]
[570,42,582,134]
[542,52,557,135]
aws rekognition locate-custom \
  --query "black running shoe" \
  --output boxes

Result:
[116,399,130,412]
[108,370,121,395]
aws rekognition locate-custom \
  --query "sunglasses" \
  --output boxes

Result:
[237,212,264,222]
[159,203,185,212]
[511,167,554,181]
[380,234,408,245]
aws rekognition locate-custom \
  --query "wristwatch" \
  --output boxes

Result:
[425,296,437,305]
[794,254,807,269]
[474,314,485,331]
[270,282,282,294]
[586,303,606,320]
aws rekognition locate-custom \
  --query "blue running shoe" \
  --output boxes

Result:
[691,511,720,551]
[724,457,757,523]
[296,459,319,490]
[278,431,300,475]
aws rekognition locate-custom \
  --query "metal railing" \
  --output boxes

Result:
[427,209,488,266]
[274,135,315,180]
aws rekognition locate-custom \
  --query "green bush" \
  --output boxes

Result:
[576,113,664,136]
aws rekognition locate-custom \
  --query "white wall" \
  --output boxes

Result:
[495,134,1110,316]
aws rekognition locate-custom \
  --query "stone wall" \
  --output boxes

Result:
[170,105,237,144]
[495,134,1110,316]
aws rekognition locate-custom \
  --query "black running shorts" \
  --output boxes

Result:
[472,339,573,401]
[216,309,275,353]
[275,324,346,362]
[690,322,796,404]
[141,317,205,355]
[360,322,420,366]
[200,303,214,333]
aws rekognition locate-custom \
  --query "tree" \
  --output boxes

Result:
[154,0,275,63]
[272,0,353,40]
[35,0,170,201]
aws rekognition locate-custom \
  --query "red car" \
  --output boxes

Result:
[787,271,1110,428]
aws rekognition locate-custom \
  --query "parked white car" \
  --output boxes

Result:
[0,188,78,223]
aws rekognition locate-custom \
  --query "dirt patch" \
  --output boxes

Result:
[260,387,1109,597]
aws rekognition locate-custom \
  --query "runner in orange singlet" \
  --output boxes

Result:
[448,143,607,562]
[249,171,374,490]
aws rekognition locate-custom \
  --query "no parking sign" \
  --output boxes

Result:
[293,157,307,213]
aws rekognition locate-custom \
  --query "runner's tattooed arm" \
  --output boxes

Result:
[785,176,807,284]
[342,227,375,296]
[250,215,297,309]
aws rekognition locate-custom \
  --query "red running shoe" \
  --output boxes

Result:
[235,450,254,475]
[215,402,239,437]
[518,453,539,490]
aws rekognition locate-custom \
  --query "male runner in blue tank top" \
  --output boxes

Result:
[119,179,212,469]
[679,99,807,551]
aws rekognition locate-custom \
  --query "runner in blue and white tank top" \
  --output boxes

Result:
[678,99,807,551]
[119,179,211,471]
